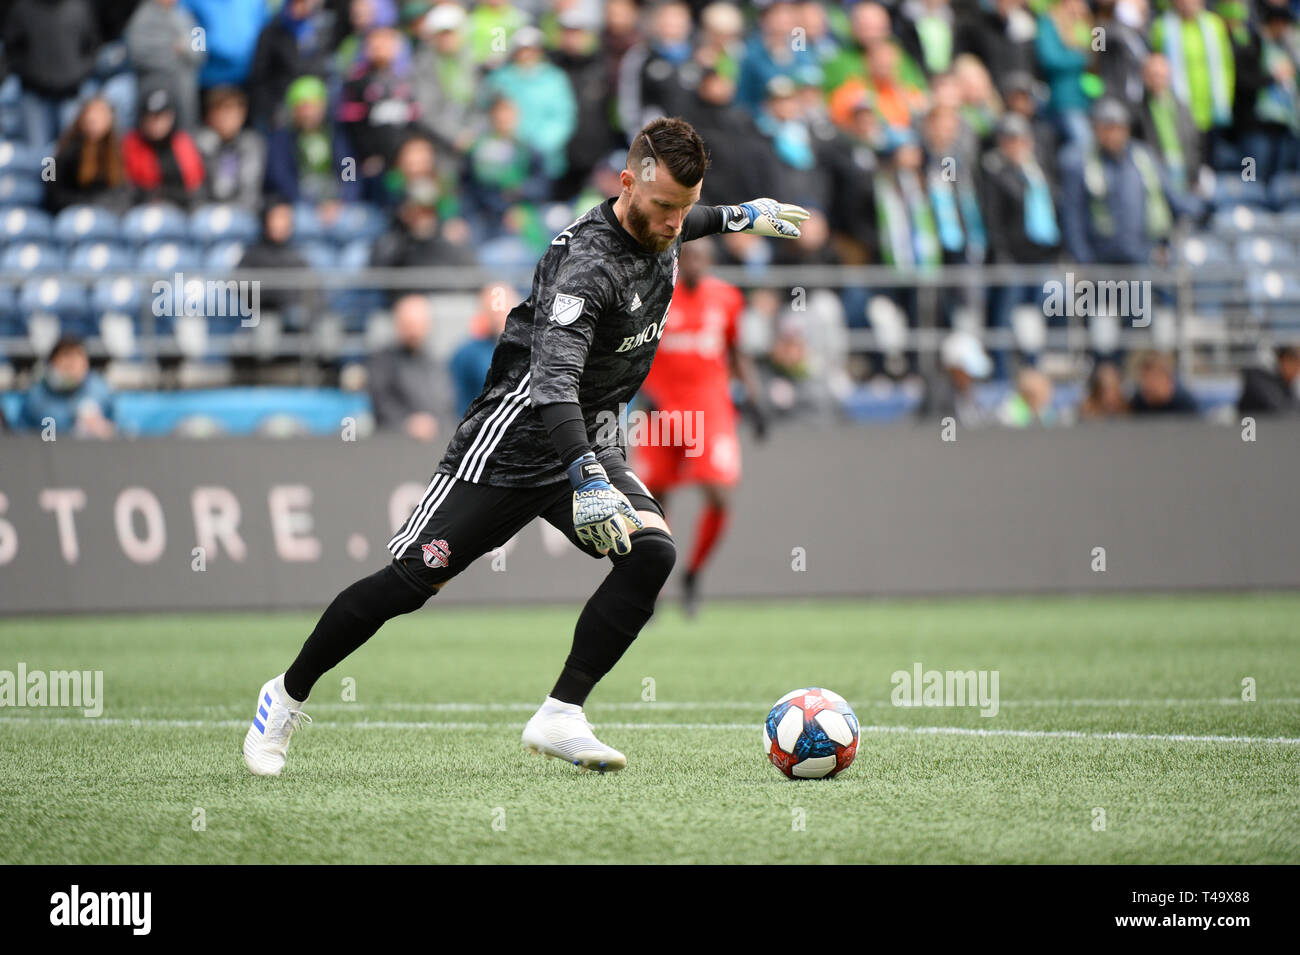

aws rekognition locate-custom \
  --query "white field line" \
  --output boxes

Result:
[1,716,1298,745]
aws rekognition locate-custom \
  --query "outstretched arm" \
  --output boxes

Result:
[682,199,811,242]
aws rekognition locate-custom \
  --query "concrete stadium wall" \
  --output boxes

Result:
[0,420,1297,614]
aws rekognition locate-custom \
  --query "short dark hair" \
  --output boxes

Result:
[627,117,710,187]
[49,334,86,361]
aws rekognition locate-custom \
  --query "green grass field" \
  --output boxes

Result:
[2,593,1298,864]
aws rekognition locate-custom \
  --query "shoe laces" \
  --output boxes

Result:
[271,705,311,739]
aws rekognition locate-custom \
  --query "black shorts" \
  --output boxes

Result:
[386,450,663,593]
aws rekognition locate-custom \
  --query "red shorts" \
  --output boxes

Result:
[632,400,741,490]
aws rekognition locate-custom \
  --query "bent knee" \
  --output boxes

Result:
[617,526,677,582]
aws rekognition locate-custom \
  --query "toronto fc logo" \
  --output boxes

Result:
[671,251,678,286]
[422,539,451,569]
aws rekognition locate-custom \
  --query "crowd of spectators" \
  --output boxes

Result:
[3,0,1300,434]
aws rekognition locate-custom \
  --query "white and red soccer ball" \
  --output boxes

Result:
[763,687,859,779]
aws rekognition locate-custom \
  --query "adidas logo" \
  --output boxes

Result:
[630,293,642,312]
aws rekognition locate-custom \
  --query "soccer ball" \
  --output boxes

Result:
[763,687,859,779]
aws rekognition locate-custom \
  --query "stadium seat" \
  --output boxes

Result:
[68,241,134,273]
[123,203,190,245]
[99,311,139,359]
[0,139,44,175]
[1211,175,1269,210]
[92,276,143,318]
[0,172,44,206]
[1177,234,1237,317]
[324,203,387,242]
[1176,233,1231,267]
[1010,303,1047,353]
[137,241,201,273]
[20,276,89,319]
[0,206,53,243]
[54,205,122,244]
[1210,204,1267,235]
[191,204,260,244]
[204,240,247,271]
[291,203,325,240]
[1235,236,1299,268]
[1,241,63,273]
[337,238,373,270]
[295,240,337,270]
[1268,172,1300,209]
[1247,271,1300,329]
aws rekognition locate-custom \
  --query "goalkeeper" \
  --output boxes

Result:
[242,117,808,776]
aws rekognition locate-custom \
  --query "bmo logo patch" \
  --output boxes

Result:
[616,306,671,353]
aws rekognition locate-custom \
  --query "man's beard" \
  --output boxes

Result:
[626,197,674,253]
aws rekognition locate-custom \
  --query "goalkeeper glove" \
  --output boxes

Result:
[723,198,811,239]
[566,452,644,556]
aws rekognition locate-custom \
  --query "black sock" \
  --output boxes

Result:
[550,529,677,706]
[283,563,432,701]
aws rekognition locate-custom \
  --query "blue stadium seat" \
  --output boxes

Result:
[1234,236,1299,268]
[332,239,383,328]
[95,41,130,79]
[0,206,53,243]
[0,172,43,206]
[92,276,143,318]
[291,203,325,241]
[204,240,247,271]
[191,204,260,244]
[123,203,190,244]
[137,241,201,273]
[0,139,44,175]
[1177,234,1236,317]
[54,205,122,244]
[68,241,134,273]
[324,203,388,242]
[0,282,16,318]
[20,276,89,319]
[1248,271,1300,329]
[1175,234,1231,267]
[1212,176,1269,210]
[295,240,337,270]
[1,241,63,273]
[337,238,373,270]
[1268,172,1300,210]
[1210,204,1267,235]
[0,283,19,339]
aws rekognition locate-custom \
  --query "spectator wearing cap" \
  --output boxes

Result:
[180,0,270,89]
[248,0,335,130]
[1091,0,1150,105]
[45,97,131,214]
[1059,97,1193,267]
[126,0,206,132]
[264,75,360,211]
[736,1,822,111]
[1233,3,1300,184]
[412,3,480,156]
[123,85,206,207]
[686,67,779,205]
[819,93,881,267]
[370,178,476,273]
[17,335,115,439]
[617,0,701,134]
[481,26,577,180]
[1002,70,1061,184]
[334,0,402,76]
[1134,53,1205,195]
[337,26,421,178]
[1034,0,1094,146]
[918,329,997,428]
[755,76,826,205]
[237,199,319,327]
[979,111,1060,378]
[1128,351,1199,415]
[550,7,619,200]
[194,86,266,210]
[1149,0,1235,137]
[467,0,529,67]
[922,103,985,266]
[1237,345,1300,415]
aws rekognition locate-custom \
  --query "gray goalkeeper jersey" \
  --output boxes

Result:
[435,197,727,487]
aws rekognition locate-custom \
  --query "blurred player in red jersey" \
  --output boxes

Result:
[635,237,767,617]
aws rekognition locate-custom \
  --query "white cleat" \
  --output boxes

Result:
[242,673,311,776]
[522,697,626,773]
